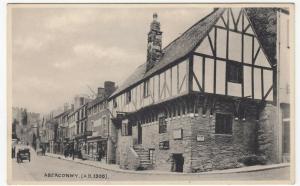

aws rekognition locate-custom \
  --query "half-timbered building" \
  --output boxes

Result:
[108,8,281,172]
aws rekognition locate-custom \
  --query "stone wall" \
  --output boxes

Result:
[190,100,259,172]
[135,115,193,172]
[114,97,278,172]
[258,104,278,163]
[116,130,133,169]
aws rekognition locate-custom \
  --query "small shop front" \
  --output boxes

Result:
[83,136,107,163]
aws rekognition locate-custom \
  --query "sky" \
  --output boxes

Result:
[10,5,212,114]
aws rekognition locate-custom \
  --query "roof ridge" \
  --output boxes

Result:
[162,8,224,53]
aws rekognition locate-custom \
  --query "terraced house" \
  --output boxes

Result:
[84,81,117,163]
[108,8,289,172]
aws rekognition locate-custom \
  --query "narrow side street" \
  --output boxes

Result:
[11,155,290,182]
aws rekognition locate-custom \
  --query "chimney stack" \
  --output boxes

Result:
[146,13,162,71]
[104,81,116,97]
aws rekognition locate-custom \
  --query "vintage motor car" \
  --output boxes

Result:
[17,148,31,163]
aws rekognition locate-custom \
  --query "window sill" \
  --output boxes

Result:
[212,133,233,137]
[227,80,242,84]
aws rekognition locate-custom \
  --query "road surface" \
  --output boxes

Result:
[10,155,290,183]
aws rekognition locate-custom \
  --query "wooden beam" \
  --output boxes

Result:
[235,9,242,31]
[261,68,264,100]
[188,55,194,93]
[179,75,187,93]
[207,33,215,56]
[177,64,179,94]
[230,9,236,30]
[164,72,166,98]
[241,11,244,98]
[243,24,251,33]
[251,36,254,99]
[263,85,273,101]
[193,52,273,70]
[221,15,228,28]
[213,27,217,94]
[170,65,172,96]
[192,72,203,92]
[225,10,229,96]
[202,57,206,92]
[214,25,254,37]
[253,47,261,65]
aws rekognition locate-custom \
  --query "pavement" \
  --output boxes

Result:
[9,153,291,184]
[45,152,290,175]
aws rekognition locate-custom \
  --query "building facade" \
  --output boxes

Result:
[85,81,117,163]
[54,105,71,154]
[108,8,284,172]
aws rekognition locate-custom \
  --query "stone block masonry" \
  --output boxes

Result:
[115,97,278,173]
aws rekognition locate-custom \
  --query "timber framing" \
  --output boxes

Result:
[110,8,276,119]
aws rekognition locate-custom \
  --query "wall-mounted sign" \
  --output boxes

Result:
[197,135,205,142]
[173,129,183,140]
[122,119,129,124]
[159,141,169,150]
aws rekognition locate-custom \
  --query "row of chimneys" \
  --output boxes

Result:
[69,81,116,111]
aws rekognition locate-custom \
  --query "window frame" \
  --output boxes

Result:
[121,119,132,136]
[158,116,167,134]
[149,148,155,164]
[215,113,233,135]
[226,61,243,84]
[125,90,132,104]
[143,79,150,98]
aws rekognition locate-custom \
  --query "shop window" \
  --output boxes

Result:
[226,62,243,83]
[159,116,167,134]
[215,113,232,134]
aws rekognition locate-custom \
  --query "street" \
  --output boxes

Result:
[10,155,290,183]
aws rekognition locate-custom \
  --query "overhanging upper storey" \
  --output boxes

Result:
[108,8,276,117]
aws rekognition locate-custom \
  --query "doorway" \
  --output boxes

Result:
[172,154,184,172]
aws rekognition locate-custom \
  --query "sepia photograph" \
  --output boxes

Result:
[6,3,294,185]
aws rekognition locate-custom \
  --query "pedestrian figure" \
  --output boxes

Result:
[41,146,45,156]
[64,148,68,158]
[98,147,104,162]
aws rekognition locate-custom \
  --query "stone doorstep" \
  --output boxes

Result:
[45,153,290,175]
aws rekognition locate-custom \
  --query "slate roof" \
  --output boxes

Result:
[87,96,107,109]
[110,8,225,98]
[245,8,277,66]
[110,8,277,98]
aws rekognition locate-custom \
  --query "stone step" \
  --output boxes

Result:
[140,160,151,162]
